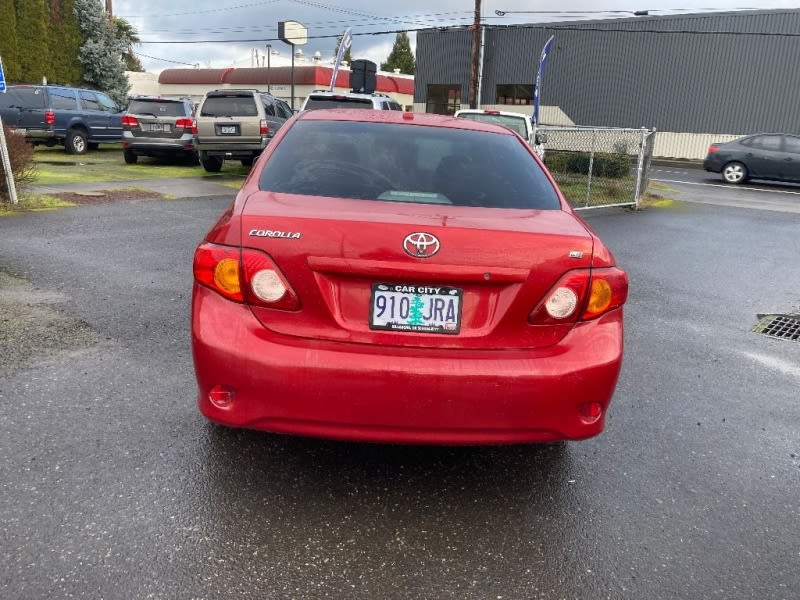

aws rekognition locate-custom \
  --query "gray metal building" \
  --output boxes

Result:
[414,9,800,158]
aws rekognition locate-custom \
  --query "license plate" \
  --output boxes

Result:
[220,126,237,135]
[149,123,170,133]
[370,283,462,335]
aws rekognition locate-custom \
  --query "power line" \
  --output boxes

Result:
[133,51,198,66]
[138,23,800,45]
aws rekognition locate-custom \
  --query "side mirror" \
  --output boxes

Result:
[535,133,548,144]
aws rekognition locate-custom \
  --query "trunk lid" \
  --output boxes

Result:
[240,193,594,349]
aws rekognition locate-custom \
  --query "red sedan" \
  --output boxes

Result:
[191,109,628,445]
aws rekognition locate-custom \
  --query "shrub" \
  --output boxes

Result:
[0,127,37,201]
[545,150,632,179]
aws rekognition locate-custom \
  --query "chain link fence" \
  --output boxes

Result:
[539,126,657,209]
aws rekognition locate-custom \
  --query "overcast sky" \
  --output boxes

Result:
[114,0,800,73]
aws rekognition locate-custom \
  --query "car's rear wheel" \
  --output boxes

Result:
[123,149,138,164]
[722,161,748,184]
[65,129,88,154]
[201,153,223,173]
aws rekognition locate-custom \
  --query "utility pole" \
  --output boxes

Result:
[468,0,481,109]
[106,0,113,24]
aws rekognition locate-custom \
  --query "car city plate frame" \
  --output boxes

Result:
[369,283,462,335]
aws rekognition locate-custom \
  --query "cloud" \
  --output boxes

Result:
[114,0,800,72]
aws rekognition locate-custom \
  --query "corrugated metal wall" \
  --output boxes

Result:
[416,9,800,135]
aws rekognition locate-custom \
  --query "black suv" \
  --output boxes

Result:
[193,89,292,172]
[122,96,196,164]
[0,84,123,154]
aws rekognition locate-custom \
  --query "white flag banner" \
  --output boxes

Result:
[330,28,353,91]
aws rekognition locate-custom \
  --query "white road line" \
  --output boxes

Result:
[652,178,800,196]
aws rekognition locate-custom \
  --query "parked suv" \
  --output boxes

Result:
[300,90,403,111]
[121,96,197,164]
[193,89,292,172]
[454,109,546,160]
[0,84,123,154]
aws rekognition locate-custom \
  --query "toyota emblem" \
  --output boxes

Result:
[403,232,440,258]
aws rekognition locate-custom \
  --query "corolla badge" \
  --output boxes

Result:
[403,232,440,258]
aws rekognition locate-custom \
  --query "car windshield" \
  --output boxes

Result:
[304,97,374,110]
[128,100,185,117]
[201,96,258,117]
[257,120,560,210]
[457,113,529,138]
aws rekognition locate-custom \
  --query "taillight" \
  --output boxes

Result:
[193,244,243,302]
[528,268,627,325]
[241,249,300,310]
[193,243,300,310]
[45,110,55,126]
[707,144,718,154]
[260,120,269,136]
[581,267,627,320]
[122,114,139,128]
[191,119,198,135]
[175,118,193,129]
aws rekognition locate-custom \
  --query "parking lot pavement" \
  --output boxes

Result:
[0,194,798,599]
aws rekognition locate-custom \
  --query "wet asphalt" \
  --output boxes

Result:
[0,190,798,599]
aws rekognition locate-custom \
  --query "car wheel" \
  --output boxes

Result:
[65,129,88,154]
[201,154,223,173]
[123,149,138,164]
[722,161,748,184]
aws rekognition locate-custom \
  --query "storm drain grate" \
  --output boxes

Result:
[754,314,800,342]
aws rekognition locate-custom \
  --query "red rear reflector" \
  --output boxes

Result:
[45,110,55,125]
[122,114,139,127]
[707,145,718,154]
[175,118,193,129]
[208,384,235,408]
[579,402,603,423]
[484,110,500,115]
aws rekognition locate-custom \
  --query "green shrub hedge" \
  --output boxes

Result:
[545,151,632,179]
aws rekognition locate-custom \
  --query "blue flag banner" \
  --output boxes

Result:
[533,35,554,128]
[330,27,353,91]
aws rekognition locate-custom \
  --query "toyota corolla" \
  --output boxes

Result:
[191,109,628,445]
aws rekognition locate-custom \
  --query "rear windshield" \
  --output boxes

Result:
[257,120,560,210]
[304,97,374,110]
[457,113,529,138]
[201,95,257,117]
[128,100,186,117]
[0,87,46,109]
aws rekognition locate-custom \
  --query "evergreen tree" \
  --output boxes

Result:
[74,0,129,104]
[0,0,20,82]
[15,0,51,83]
[113,17,144,72]
[49,0,83,85]
[380,32,415,75]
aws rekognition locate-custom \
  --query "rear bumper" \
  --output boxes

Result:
[196,141,268,159]
[192,286,624,445]
[703,156,722,172]
[123,133,195,153]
